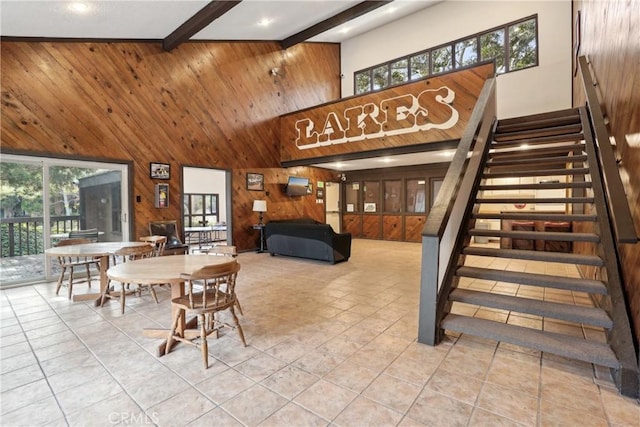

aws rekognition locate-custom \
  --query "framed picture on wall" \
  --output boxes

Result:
[246,173,264,191]
[150,162,170,179]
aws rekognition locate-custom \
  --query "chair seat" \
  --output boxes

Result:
[171,290,234,313]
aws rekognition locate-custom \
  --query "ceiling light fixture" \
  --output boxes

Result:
[257,18,273,27]
[377,157,394,163]
[68,2,89,14]
[339,27,350,34]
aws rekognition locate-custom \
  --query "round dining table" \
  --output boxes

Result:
[107,254,237,356]
[45,241,150,304]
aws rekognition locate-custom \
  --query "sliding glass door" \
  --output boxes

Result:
[0,154,130,288]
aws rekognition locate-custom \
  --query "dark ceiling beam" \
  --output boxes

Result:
[280,0,393,50]
[163,0,242,51]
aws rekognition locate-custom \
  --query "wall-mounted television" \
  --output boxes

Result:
[285,176,309,196]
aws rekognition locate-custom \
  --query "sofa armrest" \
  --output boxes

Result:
[332,232,352,260]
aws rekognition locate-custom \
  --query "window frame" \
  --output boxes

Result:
[353,15,538,95]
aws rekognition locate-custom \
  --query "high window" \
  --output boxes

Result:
[354,15,538,95]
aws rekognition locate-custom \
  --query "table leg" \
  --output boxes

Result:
[72,255,108,305]
[144,280,195,357]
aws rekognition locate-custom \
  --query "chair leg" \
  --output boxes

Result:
[68,267,75,299]
[235,298,244,316]
[85,263,91,288]
[199,314,208,369]
[149,285,159,304]
[229,306,247,347]
[120,283,126,314]
[55,267,66,295]
[165,309,181,356]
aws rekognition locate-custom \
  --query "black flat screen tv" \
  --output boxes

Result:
[285,176,309,196]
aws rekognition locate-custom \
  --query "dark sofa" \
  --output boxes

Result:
[265,219,351,264]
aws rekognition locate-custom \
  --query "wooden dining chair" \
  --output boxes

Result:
[140,235,167,257]
[200,245,243,315]
[100,243,155,313]
[165,261,246,368]
[54,237,100,299]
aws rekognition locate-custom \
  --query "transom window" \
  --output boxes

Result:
[354,15,538,95]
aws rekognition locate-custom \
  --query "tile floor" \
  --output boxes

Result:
[1,239,638,426]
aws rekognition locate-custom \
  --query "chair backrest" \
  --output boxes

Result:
[180,261,241,310]
[148,221,185,249]
[68,228,99,242]
[55,238,92,247]
[114,244,154,263]
[140,235,167,256]
[204,245,237,257]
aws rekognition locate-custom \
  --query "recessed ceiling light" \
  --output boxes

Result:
[68,2,89,14]
[339,27,351,34]
[439,150,455,157]
[257,18,273,27]
[377,157,394,163]
[519,144,530,150]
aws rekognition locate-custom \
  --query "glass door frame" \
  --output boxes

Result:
[1,153,132,286]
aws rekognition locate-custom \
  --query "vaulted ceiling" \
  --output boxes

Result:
[0,0,440,50]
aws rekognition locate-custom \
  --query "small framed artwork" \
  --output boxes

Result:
[246,173,264,191]
[150,162,170,180]
[364,202,377,212]
[155,183,169,208]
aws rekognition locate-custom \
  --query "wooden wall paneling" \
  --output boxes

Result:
[342,214,362,237]
[362,215,381,239]
[405,215,426,242]
[382,215,403,241]
[572,0,640,344]
[1,41,341,251]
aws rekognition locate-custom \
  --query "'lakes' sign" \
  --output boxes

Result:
[279,63,494,164]
[294,86,459,150]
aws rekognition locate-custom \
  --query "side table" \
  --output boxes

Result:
[252,224,266,253]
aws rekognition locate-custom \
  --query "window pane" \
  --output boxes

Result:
[363,181,380,213]
[192,195,203,215]
[410,53,429,80]
[390,59,408,85]
[384,181,402,213]
[480,29,506,73]
[455,38,477,68]
[344,182,359,213]
[355,71,371,95]
[406,179,426,213]
[509,18,537,71]
[372,65,389,90]
[431,45,453,73]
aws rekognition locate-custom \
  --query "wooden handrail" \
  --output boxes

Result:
[578,56,638,243]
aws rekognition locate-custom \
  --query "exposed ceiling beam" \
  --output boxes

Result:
[280,0,393,50]
[163,0,242,51]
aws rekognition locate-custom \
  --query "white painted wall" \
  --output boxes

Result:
[340,0,572,119]
[183,167,227,223]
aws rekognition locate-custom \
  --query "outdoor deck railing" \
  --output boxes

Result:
[1,215,81,257]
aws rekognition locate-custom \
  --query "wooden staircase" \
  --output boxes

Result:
[437,107,633,383]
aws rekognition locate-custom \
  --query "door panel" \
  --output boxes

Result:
[383,215,403,241]
[405,215,426,242]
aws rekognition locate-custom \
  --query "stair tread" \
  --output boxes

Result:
[487,154,587,166]
[468,229,599,242]
[491,133,585,147]
[496,116,581,133]
[479,182,591,191]
[484,168,589,178]
[489,143,585,159]
[494,123,583,141]
[497,109,580,128]
[473,212,596,222]
[476,197,594,204]
[456,266,607,294]
[462,246,604,266]
[449,288,612,328]
[441,314,619,368]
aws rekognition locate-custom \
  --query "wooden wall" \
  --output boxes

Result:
[0,40,341,251]
[572,1,640,345]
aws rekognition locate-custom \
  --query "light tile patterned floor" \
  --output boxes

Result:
[1,239,638,426]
